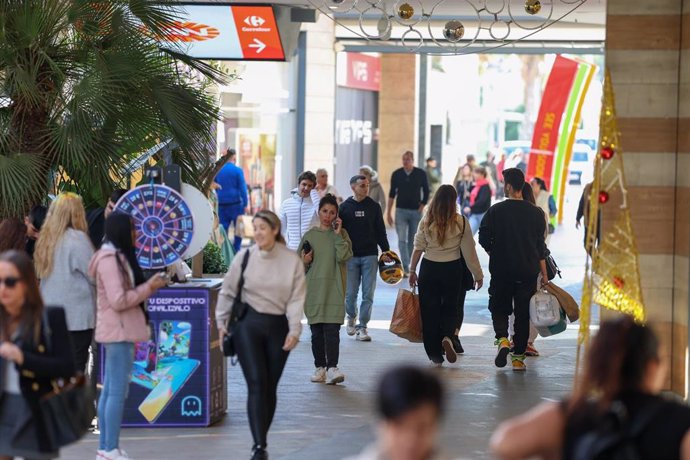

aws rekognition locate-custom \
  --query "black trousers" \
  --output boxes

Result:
[70,329,94,374]
[488,277,535,355]
[456,289,467,332]
[310,323,340,369]
[418,258,462,362]
[235,307,290,449]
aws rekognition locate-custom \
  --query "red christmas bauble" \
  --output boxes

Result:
[601,146,615,160]
[599,191,609,204]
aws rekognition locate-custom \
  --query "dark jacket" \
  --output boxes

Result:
[470,184,492,215]
[1,306,76,451]
[389,167,430,210]
[339,196,390,257]
[478,199,547,281]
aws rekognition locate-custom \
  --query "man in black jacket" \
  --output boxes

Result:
[340,175,391,342]
[478,168,548,371]
[386,151,429,276]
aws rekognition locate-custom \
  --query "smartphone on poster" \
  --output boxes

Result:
[138,358,200,423]
[156,321,191,371]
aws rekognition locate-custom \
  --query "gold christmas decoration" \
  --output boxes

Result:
[443,20,465,42]
[578,69,646,358]
[398,3,415,20]
[525,0,542,15]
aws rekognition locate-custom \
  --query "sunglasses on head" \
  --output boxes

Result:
[0,277,20,288]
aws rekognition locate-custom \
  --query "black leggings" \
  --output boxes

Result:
[70,329,94,374]
[418,258,462,361]
[235,307,290,449]
[310,323,340,368]
[456,289,467,332]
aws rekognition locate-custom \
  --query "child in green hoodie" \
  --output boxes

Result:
[299,194,353,385]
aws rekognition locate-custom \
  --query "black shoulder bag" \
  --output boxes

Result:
[545,247,562,280]
[222,250,251,359]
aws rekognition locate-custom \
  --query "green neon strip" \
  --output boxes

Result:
[551,64,589,225]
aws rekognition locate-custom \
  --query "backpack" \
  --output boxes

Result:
[571,400,663,460]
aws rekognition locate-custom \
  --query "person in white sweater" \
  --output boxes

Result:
[34,192,96,374]
[409,185,484,366]
[279,171,320,250]
[216,210,306,460]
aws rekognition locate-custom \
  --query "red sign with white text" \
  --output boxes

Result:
[341,53,381,92]
[232,6,284,60]
[527,56,579,189]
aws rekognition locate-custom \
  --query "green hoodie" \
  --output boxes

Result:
[298,227,353,324]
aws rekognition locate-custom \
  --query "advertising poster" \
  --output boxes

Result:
[100,288,226,427]
[237,131,277,212]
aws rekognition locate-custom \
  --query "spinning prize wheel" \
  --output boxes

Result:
[114,185,194,269]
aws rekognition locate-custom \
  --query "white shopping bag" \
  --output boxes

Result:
[529,289,562,328]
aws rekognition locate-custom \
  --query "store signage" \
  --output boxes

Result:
[337,53,381,92]
[161,4,285,61]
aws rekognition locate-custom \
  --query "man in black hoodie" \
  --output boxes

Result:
[340,175,391,342]
[478,168,548,372]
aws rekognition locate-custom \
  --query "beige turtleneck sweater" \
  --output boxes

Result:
[215,243,306,338]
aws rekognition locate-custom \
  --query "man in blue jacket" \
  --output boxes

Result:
[214,148,249,252]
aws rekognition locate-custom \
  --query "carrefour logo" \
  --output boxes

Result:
[244,16,265,27]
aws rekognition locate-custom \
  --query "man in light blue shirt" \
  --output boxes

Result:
[214,148,249,252]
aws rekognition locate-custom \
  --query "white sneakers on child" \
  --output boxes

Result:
[310,367,326,383]
[326,367,345,385]
[97,448,131,460]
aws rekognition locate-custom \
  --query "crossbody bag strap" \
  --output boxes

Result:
[236,249,250,303]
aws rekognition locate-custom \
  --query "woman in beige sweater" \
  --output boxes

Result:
[216,210,306,460]
[409,185,483,366]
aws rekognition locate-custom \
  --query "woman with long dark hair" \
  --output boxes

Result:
[491,316,690,459]
[216,210,306,460]
[409,185,483,366]
[0,250,76,459]
[88,213,166,460]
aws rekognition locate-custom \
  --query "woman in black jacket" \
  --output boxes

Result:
[463,166,492,235]
[0,249,76,459]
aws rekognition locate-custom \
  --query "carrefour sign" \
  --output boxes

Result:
[162,4,285,61]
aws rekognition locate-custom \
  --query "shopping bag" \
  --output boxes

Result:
[535,308,568,338]
[529,289,562,327]
[389,288,423,343]
[544,282,579,322]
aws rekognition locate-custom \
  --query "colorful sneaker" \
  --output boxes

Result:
[451,335,464,354]
[494,337,511,368]
[442,337,457,363]
[525,342,540,357]
[326,367,345,385]
[346,317,356,336]
[356,328,371,342]
[511,354,527,371]
[310,367,326,383]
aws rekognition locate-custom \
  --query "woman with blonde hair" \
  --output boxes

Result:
[453,163,474,216]
[409,185,483,366]
[35,192,96,373]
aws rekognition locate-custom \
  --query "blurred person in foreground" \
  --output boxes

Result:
[491,316,690,460]
[345,365,450,460]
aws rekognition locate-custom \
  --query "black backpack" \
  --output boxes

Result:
[571,400,663,460]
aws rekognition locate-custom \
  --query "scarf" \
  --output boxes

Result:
[470,179,490,206]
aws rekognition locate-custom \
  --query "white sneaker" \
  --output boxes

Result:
[326,367,345,385]
[310,367,326,383]
[346,317,356,336]
[97,449,131,460]
[356,328,371,342]
[429,360,443,368]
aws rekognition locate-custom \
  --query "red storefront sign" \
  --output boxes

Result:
[232,6,284,60]
[527,56,579,189]
[341,53,381,92]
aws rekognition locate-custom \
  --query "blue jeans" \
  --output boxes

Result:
[99,342,135,451]
[345,255,379,329]
[395,208,422,271]
[219,203,245,253]
[469,212,485,236]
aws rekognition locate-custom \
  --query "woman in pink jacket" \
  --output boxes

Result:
[89,213,166,460]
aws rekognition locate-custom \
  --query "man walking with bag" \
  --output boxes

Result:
[478,168,548,371]
[340,175,391,342]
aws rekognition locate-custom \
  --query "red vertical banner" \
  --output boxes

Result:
[527,56,579,188]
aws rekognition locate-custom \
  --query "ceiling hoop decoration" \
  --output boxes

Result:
[308,0,589,55]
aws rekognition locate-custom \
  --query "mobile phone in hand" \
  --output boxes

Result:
[303,241,312,253]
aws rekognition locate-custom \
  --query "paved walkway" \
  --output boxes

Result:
[63,190,592,460]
